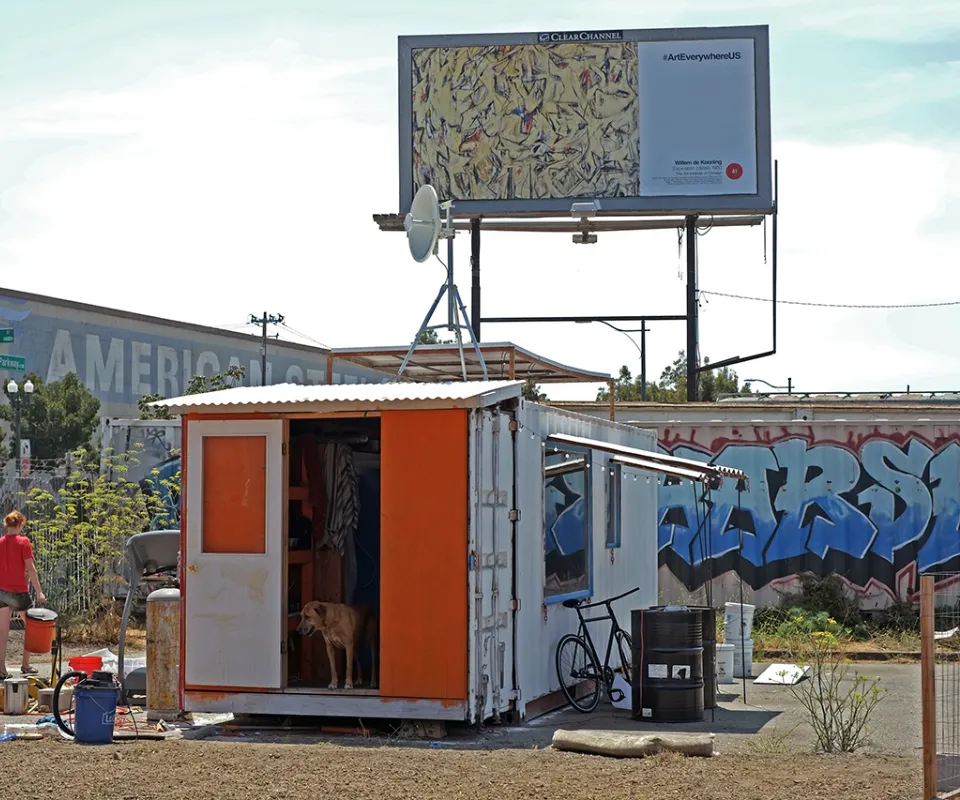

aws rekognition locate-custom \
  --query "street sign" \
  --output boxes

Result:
[0,329,13,343]
[0,354,26,372]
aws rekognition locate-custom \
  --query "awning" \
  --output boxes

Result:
[546,433,749,488]
[329,342,610,385]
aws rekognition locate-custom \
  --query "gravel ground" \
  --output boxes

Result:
[2,740,920,800]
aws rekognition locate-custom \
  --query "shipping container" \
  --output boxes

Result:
[157,380,728,723]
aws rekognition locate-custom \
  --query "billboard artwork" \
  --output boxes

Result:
[399,26,771,216]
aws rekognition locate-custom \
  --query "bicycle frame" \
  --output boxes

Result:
[571,586,639,685]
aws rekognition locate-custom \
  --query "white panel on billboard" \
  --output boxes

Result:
[636,39,758,197]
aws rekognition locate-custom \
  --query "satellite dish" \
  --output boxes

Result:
[404,184,443,263]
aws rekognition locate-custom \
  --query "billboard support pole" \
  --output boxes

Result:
[470,218,481,341]
[685,215,699,402]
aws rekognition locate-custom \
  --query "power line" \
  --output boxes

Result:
[279,321,330,351]
[699,290,960,310]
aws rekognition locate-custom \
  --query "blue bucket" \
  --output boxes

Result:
[73,683,119,745]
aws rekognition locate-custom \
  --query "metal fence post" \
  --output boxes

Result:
[922,574,937,800]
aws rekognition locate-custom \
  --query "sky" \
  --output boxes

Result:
[0,0,958,400]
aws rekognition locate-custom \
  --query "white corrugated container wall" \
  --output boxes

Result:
[513,402,658,718]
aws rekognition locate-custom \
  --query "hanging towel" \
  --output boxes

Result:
[322,443,360,555]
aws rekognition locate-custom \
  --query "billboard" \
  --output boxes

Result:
[398,26,771,216]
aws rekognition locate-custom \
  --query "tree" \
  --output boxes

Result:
[596,350,752,403]
[417,329,454,345]
[522,381,549,402]
[139,364,246,420]
[0,372,101,462]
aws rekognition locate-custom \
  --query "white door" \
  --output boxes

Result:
[471,410,516,721]
[184,419,284,689]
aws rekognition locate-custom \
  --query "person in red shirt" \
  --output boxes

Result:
[0,510,46,679]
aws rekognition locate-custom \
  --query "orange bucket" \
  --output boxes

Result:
[68,655,103,676]
[23,608,57,654]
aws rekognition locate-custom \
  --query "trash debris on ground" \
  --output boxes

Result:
[753,664,809,685]
[610,674,632,711]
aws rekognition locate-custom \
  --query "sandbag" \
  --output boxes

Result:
[551,729,715,759]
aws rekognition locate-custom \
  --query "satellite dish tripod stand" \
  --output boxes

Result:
[395,201,488,382]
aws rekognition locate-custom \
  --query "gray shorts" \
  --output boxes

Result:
[0,590,31,612]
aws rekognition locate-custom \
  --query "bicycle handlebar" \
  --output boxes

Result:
[573,586,640,610]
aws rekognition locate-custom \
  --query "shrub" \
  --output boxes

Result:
[24,444,179,622]
[787,631,887,753]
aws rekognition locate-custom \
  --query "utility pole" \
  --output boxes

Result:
[249,311,284,386]
[639,320,648,402]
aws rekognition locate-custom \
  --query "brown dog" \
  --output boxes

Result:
[296,601,378,690]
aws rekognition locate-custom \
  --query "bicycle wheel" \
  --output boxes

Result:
[556,633,602,713]
[614,629,634,682]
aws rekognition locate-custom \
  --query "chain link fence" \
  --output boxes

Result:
[921,573,960,799]
[0,451,176,620]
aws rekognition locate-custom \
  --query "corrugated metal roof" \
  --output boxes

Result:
[331,342,611,384]
[151,380,524,415]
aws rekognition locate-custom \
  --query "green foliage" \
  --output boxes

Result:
[139,365,246,419]
[522,380,548,402]
[786,632,888,753]
[597,350,753,403]
[770,607,850,639]
[24,444,180,618]
[417,329,453,345]
[0,372,101,462]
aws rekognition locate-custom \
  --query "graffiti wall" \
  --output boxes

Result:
[655,422,960,608]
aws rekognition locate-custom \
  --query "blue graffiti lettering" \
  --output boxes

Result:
[858,439,932,562]
[658,434,960,595]
[919,443,960,571]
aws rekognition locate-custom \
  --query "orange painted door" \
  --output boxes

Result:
[380,409,468,700]
[184,420,284,689]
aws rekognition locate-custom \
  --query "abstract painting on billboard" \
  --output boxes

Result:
[412,42,640,201]
[399,26,771,215]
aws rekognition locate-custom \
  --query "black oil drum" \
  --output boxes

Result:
[649,605,717,709]
[630,608,704,723]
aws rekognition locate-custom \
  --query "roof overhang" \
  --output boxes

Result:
[330,342,610,385]
[150,380,524,416]
[547,433,749,488]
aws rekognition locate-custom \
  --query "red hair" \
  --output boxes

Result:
[3,510,26,529]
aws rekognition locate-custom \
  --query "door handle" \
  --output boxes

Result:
[187,564,198,573]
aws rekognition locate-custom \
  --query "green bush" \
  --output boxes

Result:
[772,607,851,639]
[24,444,179,620]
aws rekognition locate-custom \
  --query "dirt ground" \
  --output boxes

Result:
[2,740,920,800]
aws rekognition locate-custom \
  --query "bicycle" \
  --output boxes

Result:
[554,587,639,713]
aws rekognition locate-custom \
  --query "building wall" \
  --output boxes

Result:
[648,420,960,609]
[0,288,386,418]
[514,403,658,716]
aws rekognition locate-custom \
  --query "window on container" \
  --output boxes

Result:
[543,446,592,604]
[606,462,622,548]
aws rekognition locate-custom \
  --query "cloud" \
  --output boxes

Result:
[0,42,958,401]
[589,0,960,42]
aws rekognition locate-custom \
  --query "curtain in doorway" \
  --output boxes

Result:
[322,443,360,603]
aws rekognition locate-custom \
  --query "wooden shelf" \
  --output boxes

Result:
[288,549,312,565]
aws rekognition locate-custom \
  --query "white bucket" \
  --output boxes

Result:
[732,639,754,678]
[716,643,735,684]
[724,602,756,640]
